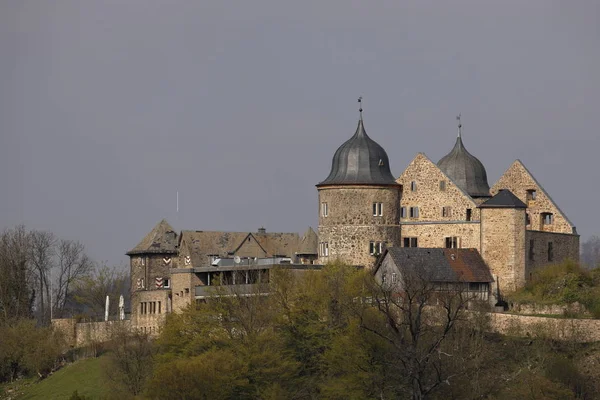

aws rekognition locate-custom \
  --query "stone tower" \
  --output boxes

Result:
[316,113,401,267]
[479,190,527,294]
[126,219,178,325]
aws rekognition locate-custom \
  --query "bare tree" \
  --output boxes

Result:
[361,267,481,400]
[72,264,128,319]
[28,230,56,324]
[53,239,93,316]
[0,226,34,323]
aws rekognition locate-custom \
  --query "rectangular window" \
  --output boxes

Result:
[529,239,535,261]
[526,213,531,226]
[373,202,383,216]
[140,257,146,266]
[158,301,162,314]
[527,189,537,201]
[409,207,419,218]
[469,283,480,292]
[403,237,418,247]
[466,209,472,221]
[391,272,397,283]
[401,207,407,218]
[442,206,452,218]
[411,181,417,191]
[140,302,144,315]
[548,242,554,262]
[369,241,385,255]
[541,212,554,225]
[439,180,446,191]
[321,202,328,217]
[163,278,171,289]
[445,237,459,249]
[320,242,329,257]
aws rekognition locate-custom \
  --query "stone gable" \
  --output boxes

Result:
[396,153,480,222]
[491,160,575,234]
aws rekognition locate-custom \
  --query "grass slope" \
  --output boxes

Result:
[18,356,108,400]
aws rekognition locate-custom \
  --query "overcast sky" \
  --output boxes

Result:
[1,1,598,267]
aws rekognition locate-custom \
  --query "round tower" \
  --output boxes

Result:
[316,106,401,267]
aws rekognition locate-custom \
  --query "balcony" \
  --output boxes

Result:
[195,283,270,298]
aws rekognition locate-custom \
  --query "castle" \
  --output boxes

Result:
[127,110,579,332]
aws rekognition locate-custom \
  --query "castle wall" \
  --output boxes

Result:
[317,185,401,268]
[170,270,200,312]
[401,222,480,250]
[396,153,480,222]
[525,230,580,277]
[480,207,526,293]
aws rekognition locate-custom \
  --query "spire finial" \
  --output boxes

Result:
[456,113,462,138]
[358,96,363,120]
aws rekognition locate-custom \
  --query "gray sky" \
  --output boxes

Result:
[1,1,599,267]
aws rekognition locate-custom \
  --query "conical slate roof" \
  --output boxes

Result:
[317,119,397,186]
[297,227,318,255]
[438,134,490,197]
[479,189,526,209]
[126,219,178,255]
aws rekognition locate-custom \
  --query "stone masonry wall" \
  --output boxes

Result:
[171,270,194,313]
[491,160,574,234]
[130,254,175,322]
[480,207,526,293]
[318,185,401,268]
[525,230,580,277]
[131,289,169,332]
[396,153,481,222]
[401,222,481,250]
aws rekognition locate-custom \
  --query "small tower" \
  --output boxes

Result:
[126,219,178,326]
[316,101,401,267]
[438,115,491,199]
[479,190,527,294]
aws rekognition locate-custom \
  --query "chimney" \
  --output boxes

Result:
[258,227,266,234]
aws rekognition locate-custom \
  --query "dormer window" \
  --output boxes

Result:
[373,202,383,216]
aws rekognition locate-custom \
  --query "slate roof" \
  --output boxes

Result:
[380,247,493,283]
[126,219,178,255]
[317,119,398,186]
[179,230,301,266]
[297,227,318,255]
[479,189,527,209]
[438,135,491,197]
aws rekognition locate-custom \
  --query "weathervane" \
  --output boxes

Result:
[456,113,462,138]
[358,96,363,119]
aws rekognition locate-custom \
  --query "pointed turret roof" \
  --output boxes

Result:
[297,227,318,255]
[479,189,526,209]
[126,219,178,255]
[438,120,490,197]
[318,118,397,186]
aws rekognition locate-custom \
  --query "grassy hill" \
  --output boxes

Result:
[1,356,109,400]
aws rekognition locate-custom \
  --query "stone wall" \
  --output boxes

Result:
[52,319,134,347]
[487,312,600,343]
[525,230,580,277]
[480,207,526,293]
[318,185,401,267]
[170,269,196,312]
[396,153,480,222]
[401,222,480,250]
[491,160,575,234]
[131,289,170,333]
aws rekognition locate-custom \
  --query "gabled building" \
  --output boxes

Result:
[127,223,318,332]
[374,247,494,301]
